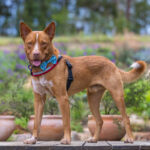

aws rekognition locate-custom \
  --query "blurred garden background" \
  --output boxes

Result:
[0,0,150,141]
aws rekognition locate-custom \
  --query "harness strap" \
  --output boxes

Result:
[66,60,73,91]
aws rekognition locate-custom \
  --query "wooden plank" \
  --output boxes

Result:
[107,141,150,150]
[0,141,150,150]
[135,141,150,150]
[84,141,111,150]
[0,141,84,150]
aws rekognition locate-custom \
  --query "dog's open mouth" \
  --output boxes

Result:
[32,60,41,67]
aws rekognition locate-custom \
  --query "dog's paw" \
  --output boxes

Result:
[87,137,98,143]
[124,135,134,143]
[24,136,37,144]
[60,138,71,145]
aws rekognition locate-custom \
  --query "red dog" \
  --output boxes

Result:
[20,22,146,144]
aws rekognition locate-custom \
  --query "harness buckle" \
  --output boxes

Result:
[68,77,73,80]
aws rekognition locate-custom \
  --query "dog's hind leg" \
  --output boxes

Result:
[108,83,134,143]
[24,93,46,144]
[87,85,105,143]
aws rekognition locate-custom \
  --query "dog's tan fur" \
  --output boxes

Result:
[20,22,147,144]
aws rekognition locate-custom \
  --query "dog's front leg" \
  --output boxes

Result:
[24,93,46,144]
[57,95,71,144]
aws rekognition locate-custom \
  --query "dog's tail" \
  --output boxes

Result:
[119,61,147,83]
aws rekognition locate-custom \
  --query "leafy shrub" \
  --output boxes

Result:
[71,122,83,132]
[0,76,34,117]
[101,91,118,115]
[15,117,28,129]
[117,47,134,66]
[0,47,34,117]
[101,78,150,118]
[125,78,150,118]
[97,47,116,62]
[44,98,59,115]
[70,91,89,132]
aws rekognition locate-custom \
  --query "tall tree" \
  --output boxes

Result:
[0,0,13,35]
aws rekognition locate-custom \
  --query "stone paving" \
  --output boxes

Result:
[0,141,150,150]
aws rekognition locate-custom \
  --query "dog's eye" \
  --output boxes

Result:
[27,42,33,49]
[41,42,47,49]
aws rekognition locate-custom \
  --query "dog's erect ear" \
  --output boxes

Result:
[44,22,55,40]
[20,22,32,41]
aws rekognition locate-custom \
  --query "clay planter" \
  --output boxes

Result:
[88,115,126,141]
[0,115,16,141]
[28,115,64,140]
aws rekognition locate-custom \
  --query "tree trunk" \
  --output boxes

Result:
[126,0,131,21]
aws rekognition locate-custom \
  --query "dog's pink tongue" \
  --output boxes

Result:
[32,60,41,66]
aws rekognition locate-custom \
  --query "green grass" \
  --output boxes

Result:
[54,33,114,43]
[0,34,114,45]
[137,35,150,42]
[0,33,150,46]
[0,37,22,45]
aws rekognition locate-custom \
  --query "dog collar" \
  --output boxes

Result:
[40,55,57,71]
[28,55,62,77]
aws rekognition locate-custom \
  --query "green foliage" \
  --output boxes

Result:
[71,122,83,132]
[44,98,59,115]
[7,136,14,141]
[1,0,150,35]
[97,47,116,61]
[132,0,150,33]
[2,35,150,46]
[114,13,130,33]
[15,117,28,129]
[125,79,150,118]
[117,46,134,66]
[7,82,33,117]
[0,37,22,46]
[0,49,34,117]
[0,74,34,118]
[0,0,12,35]
[101,78,150,118]
[70,91,89,132]
[52,8,69,34]
[101,91,118,115]
[21,0,52,30]
[71,100,85,121]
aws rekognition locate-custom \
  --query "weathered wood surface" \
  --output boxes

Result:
[0,141,150,150]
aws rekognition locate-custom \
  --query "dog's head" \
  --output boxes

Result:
[20,22,56,67]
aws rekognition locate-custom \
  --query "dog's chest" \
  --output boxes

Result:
[32,76,53,96]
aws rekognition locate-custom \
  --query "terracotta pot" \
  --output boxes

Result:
[28,115,64,140]
[0,115,16,141]
[88,115,126,141]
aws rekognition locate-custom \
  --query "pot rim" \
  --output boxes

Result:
[0,115,15,120]
[30,115,62,119]
[88,115,123,120]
